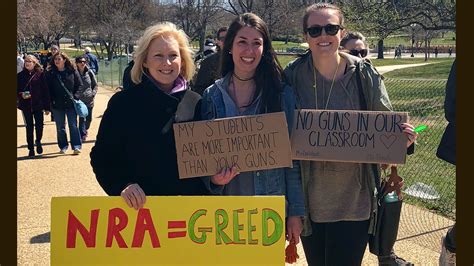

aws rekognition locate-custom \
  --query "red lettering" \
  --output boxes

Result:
[132,209,161,248]
[66,209,99,248]
[106,208,128,248]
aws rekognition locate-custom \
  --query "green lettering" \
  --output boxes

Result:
[232,209,245,244]
[247,208,258,245]
[215,209,232,245]
[262,208,283,246]
[188,209,211,244]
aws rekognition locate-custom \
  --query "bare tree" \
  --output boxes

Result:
[171,0,224,51]
[81,0,156,60]
[17,0,69,51]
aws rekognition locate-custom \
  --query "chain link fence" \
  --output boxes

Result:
[95,57,129,89]
[385,78,455,251]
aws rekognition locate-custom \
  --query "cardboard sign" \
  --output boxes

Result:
[173,112,292,178]
[51,196,285,265]
[291,109,408,164]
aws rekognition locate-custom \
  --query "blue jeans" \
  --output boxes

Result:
[52,108,81,150]
[79,106,93,138]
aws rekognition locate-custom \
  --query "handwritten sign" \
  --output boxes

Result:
[173,112,292,178]
[51,196,285,265]
[291,109,408,164]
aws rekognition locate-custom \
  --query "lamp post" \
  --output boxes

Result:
[411,24,416,57]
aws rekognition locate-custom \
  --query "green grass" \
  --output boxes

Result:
[371,57,453,67]
[383,59,454,79]
[272,41,305,51]
[367,31,456,48]
[277,55,298,68]
[384,79,455,219]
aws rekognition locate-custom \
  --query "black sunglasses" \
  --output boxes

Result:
[349,49,368,58]
[217,36,225,41]
[306,24,343,38]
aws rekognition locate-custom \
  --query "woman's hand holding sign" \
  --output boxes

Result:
[211,165,239,185]
[121,183,146,210]
[401,123,418,147]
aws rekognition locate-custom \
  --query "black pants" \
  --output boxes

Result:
[78,106,93,137]
[301,219,370,266]
[445,223,456,253]
[22,110,44,150]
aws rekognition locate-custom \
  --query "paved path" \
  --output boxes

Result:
[18,64,452,264]
[376,63,433,75]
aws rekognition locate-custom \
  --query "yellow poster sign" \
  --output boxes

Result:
[51,196,285,265]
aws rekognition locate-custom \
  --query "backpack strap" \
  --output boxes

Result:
[355,62,383,201]
[161,90,201,134]
[175,90,201,123]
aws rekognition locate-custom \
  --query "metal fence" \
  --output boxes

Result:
[95,57,129,89]
[385,78,455,251]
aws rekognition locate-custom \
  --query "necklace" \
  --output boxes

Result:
[233,72,254,82]
[313,58,340,109]
[230,76,255,110]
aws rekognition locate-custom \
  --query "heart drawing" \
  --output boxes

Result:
[380,134,397,149]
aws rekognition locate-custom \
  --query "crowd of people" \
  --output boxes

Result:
[18,2,455,265]
[17,45,98,156]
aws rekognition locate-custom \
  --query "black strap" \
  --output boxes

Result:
[355,62,368,110]
[23,72,37,91]
[161,90,201,134]
[56,73,75,101]
[355,62,382,199]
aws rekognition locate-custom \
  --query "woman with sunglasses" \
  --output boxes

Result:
[201,13,305,246]
[17,55,51,157]
[75,55,98,141]
[341,30,415,266]
[284,3,417,265]
[341,31,369,59]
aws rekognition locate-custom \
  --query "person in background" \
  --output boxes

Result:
[284,3,417,265]
[75,55,98,142]
[91,22,208,210]
[342,30,414,266]
[434,47,439,58]
[45,44,60,122]
[121,54,136,90]
[17,50,25,74]
[437,60,456,266]
[44,44,60,70]
[17,55,51,157]
[84,47,99,75]
[341,31,369,60]
[192,26,228,95]
[45,51,83,154]
[201,13,305,246]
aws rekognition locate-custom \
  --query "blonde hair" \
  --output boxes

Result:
[131,22,195,85]
[24,55,43,72]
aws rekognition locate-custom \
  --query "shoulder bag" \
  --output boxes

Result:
[56,73,88,118]
[355,62,404,256]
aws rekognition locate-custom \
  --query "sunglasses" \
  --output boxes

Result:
[217,36,225,41]
[77,60,86,63]
[306,24,343,38]
[349,49,368,58]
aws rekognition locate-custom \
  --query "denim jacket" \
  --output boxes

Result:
[201,73,305,217]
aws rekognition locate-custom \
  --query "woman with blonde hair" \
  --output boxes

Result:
[91,22,208,210]
[17,54,51,157]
